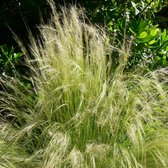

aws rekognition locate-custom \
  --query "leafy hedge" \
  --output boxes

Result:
[86,0,168,69]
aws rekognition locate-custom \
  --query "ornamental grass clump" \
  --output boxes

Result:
[1,1,168,167]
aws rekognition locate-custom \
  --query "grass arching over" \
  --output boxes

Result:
[1,2,168,168]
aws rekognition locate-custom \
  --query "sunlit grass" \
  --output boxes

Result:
[1,1,168,167]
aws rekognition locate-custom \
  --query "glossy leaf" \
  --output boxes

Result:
[138,31,147,39]
[149,39,157,45]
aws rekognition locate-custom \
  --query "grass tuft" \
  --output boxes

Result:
[1,1,168,167]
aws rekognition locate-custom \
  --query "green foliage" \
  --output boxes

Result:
[87,0,167,69]
[128,21,168,69]
[90,0,164,25]
[0,44,23,76]
[1,4,168,167]
[0,45,33,99]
